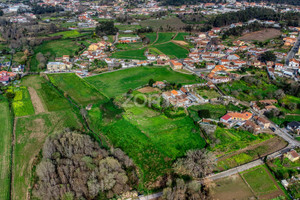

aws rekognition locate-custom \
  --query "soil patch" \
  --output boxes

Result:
[28,87,46,114]
[137,86,160,93]
[172,40,188,46]
[239,29,281,42]
[209,174,255,200]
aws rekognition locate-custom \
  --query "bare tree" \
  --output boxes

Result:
[173,149,216,179]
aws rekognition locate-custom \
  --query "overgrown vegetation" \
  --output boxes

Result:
[32,131,138,199]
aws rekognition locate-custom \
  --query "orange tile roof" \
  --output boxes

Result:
[171,90,178,95]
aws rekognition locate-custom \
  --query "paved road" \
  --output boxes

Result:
[207,145,292,181]
[139,192,163,200]
[286,33,300,65]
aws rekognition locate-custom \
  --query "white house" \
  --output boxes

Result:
[289,58,299,69]
[227,54,240,60]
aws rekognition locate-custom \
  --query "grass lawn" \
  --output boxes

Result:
[241,166,281,196]
[154,42,188,59]
[48,73,107,106]
[49,30,89,39]
[115,24,141,31]
[212,127,272,155]
[188,103,244,122]
[196,88,220,99]
[12,52,25,64]
[145,33,157,44]
[7,86,35,117]
[0,100,12,200]
[270,115,300,127]
[219,72,277,101]
[30,39,82,71]
[21,76,71,112]
[111,48,147,60]
[115,42,144,50]
[268,157,300,198]
[85,66,200,98]
[12,110,81,200]
[88,102,206,187]
[174,32,189,41]
[154,32,175,44]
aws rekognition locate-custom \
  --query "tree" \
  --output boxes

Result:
[95,21,118,36]
[149,78,155,87]
[259,51,277,63]
[173,149,216,178]
[163,179,210,200]
[32,131,137,200]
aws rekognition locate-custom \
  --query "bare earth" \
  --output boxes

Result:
[208,174,255,200]
[138,87,160,93]
[239,29,281,42]
[28,87,46,114]
[172,40,188,46]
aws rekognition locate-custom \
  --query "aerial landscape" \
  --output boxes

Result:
[0,0,300,199]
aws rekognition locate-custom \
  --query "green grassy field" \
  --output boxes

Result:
[174,32,189,41]
[140,17,185,30]
[85,66,200,97]
[111,48,147,60]
[88,101,206,186]
[154,42,189,59]
[115,24,141,31]
[145,33,157,44]
[13,110,81,200]
[212,127,272,154]
[0,100,12,200]
[48,73,107,105]
[268,157,300,198]
[7,86,35,117]
[188,103,244,122]
[49,30,89,39]
[30,39,82,71]
[196,88,220,99]
[21,76,71,112]
[219,72,278,101]
[242,166,281,196]
[115,42,144,50]
[154,32,175,44]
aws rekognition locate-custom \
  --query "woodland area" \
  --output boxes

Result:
[32,131,138,200]
[208,7,300,27]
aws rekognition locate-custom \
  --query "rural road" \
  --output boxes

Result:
[285,33,300,65]
[206,145,292,181]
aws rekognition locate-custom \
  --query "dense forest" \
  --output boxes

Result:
[240,0,300,6]
[208,7,300,27]
[32,131,138,200]
[31,4,64,14]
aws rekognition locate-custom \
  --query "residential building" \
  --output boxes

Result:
[47,62,72,72]
[285,150,300,162]
[170,60,183,70]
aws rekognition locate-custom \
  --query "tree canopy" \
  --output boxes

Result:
[95,21,118,36]
[32,131,138,200]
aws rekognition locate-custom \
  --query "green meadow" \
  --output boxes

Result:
[154,42,189,59]
[85,66,200,97]
[88,100,206,185]
[7,86,35,117]
[0,99,12,200]
[48,73,107,105]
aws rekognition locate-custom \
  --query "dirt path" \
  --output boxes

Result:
[217,137,287,162]
[10,118,17,200]
[28,87,46,114]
